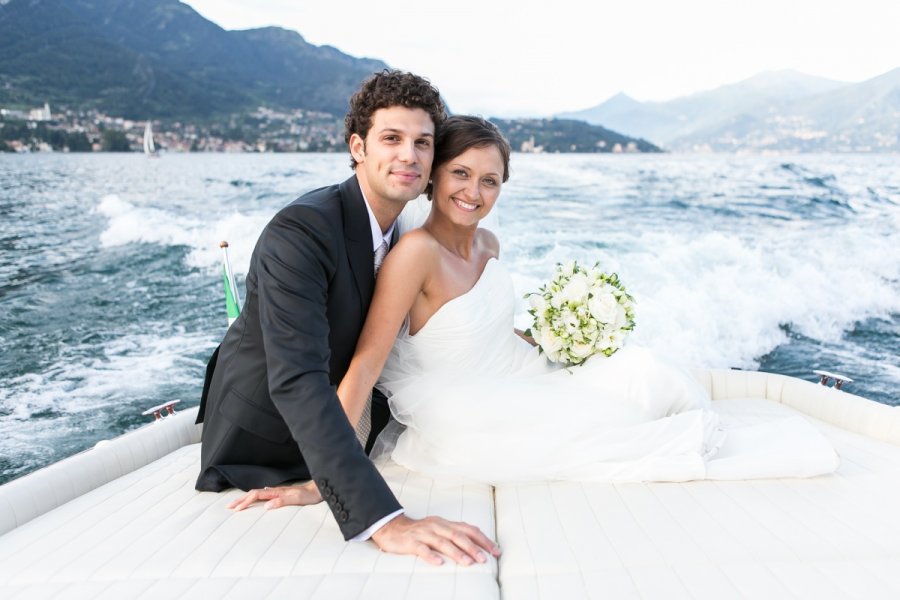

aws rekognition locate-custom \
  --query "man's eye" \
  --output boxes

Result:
[384,135,399,142]
[416,139,432,147]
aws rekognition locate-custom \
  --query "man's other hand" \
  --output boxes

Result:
[227,481,323,511]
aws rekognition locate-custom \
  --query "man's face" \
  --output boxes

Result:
[350,106,435,216]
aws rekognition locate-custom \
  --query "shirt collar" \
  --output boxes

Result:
[360,188,395,251]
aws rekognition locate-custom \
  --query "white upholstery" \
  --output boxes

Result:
[495,398,900,599]
[0,445,498,599]
[694,369,900,446]
[2,369,898,599]
[0,408,202,537]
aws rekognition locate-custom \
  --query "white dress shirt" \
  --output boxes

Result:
[350,191,404,542]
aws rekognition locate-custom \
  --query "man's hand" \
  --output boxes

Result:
[227,481,323,511]
[371,514,501,566]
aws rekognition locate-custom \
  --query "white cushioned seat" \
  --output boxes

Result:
[0,445,499,599]
[0,408,203,537]
[494,397,900,599]
[3,369,898,599]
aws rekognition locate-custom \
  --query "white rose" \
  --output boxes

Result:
[528,294,547,313]
[570,341,594,359]
[589,292,619,324]
[597,328,614,350]
[561,273,589,305]
[538,327,563,354]
[613,303,627,328]
[608,329,625,350]
[561,309,579,333]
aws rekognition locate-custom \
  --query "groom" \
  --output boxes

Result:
[195,70,498,565]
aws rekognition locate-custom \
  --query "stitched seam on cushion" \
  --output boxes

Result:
[285,509,329,575]
[393,467,414,599]
[97,478,201,581]
[246,505,311,577]
[767,467,897,556]
[509,486,539,599]
[7,448,198,582]
[2,446,187,559]
[204,496,273,579]
[544,485,588,596]
[119,464,229,580]
[613,483,690,597]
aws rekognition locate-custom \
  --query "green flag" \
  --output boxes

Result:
[220,241,241,326]
[222,266,240,325]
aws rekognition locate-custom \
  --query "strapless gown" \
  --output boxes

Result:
[375,258,839,484]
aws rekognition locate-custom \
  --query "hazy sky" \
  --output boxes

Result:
[185,0,899,117]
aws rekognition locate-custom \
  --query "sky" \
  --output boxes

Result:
[184,0,899,117]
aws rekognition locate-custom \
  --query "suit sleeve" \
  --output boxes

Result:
[255,209,401,540]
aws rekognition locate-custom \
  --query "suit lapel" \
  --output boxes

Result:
[340,176,375,307]
[390,224,400,249]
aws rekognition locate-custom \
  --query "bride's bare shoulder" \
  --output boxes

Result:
[477,228,501,258]
[391,227,442,258]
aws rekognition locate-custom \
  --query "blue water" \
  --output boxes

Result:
[1,153,898,485]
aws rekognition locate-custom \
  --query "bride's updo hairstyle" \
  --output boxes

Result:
[426,116,511,199]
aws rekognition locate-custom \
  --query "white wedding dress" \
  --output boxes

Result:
[375,258,839,484]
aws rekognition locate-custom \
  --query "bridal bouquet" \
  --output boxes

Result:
[525,261,635,366]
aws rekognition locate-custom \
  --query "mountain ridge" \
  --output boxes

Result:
[0,0,388,119]
[560,68,899,151]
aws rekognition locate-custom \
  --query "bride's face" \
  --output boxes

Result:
[431,145,504,226]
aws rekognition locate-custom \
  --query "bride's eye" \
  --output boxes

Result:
[483,177,498,186]
[452,168,468,178]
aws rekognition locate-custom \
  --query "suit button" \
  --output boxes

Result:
[339,511,349,522]
[329,494,338,503]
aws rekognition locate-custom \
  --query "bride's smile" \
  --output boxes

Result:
[432,145,505,226]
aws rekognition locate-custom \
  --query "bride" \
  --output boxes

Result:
[337,115,839,484]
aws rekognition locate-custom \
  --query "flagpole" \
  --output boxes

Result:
[220,241,241,326]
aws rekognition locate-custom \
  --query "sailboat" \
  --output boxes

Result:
[143,121,159,157]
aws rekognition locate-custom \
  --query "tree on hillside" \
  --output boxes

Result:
[101,129,130,151]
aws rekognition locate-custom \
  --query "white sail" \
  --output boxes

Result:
[143,122,156,156]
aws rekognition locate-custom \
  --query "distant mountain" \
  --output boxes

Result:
[491,118,661,153]
[0,0,387,119]
[559,92,679,147]
[561,69,900,152]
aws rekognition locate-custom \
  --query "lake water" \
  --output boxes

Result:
[1,152,898,484]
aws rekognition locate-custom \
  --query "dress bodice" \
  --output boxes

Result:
[373,259,838,486]
[377,259,550,398]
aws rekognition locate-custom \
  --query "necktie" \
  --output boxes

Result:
[355,239,390,448]
[373,240,389,275]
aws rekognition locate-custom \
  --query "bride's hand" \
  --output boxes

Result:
[227,481,323,511]
[514,328,537,347]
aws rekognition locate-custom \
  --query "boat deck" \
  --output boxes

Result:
[497,399,900,599]
[1,371,899,599]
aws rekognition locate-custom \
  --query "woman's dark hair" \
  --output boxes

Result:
[427,115,512,199]
[344,70,446,169]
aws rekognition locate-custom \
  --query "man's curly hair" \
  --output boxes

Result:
[344,70,446,169]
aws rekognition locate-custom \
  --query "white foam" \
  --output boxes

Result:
[509,220,899,371]
[95,194,269,277]
[0,330,216,420]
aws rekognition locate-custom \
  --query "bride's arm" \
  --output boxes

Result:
[514,328,537,346]
[338,232,434,427]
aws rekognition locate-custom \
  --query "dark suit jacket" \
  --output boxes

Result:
[195,176,401,540]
